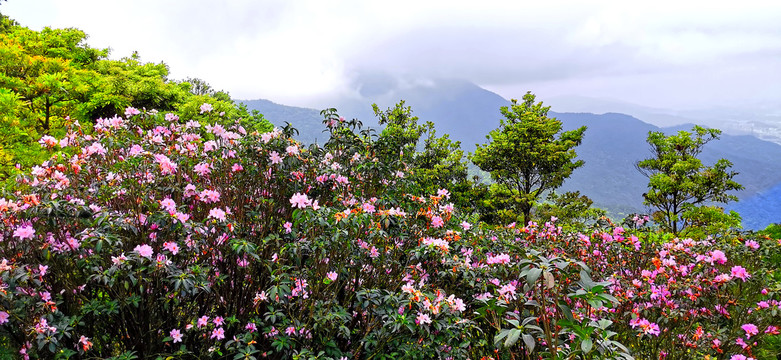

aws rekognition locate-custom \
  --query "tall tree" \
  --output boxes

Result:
[636,126,743,234]
[471,92,586,225]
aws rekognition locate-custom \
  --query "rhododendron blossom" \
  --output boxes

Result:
[13,225,35,240]
[289,193,311,209]
[731,266,751,282]
[134,244,154,259]
[486,253,510,265]
[211,327,225,340]
[742,323,759,338]
[170,329,182,343]
[711,250,728,264]
[269,151,283,164]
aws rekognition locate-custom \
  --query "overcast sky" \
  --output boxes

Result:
[3,0,781,113]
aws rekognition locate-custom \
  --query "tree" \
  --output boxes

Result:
[636,126,744,234]
[0,18,271,180]
[471,92,586,225]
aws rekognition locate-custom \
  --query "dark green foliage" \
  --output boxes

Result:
[636,126,744,234]
[471,92,586,225]
[535,191,606,229]
[0,19,271,181]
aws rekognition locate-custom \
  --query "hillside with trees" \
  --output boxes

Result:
[0,13,779,360]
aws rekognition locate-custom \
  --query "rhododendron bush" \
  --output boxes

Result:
[0,106,779,359]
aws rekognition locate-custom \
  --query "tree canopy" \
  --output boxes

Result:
[636,125,744,234]
[471,92,586,225]
[0,18,270,181]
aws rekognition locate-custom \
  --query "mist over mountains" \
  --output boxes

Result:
[240,78,781,229]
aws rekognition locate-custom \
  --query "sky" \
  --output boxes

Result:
[3,0,781,114]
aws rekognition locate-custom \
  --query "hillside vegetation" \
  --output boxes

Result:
[0,13,780,360]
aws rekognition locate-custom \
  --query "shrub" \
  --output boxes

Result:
[0,107,778,359]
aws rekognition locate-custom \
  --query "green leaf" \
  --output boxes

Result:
[527,268,542,285]
[505,328,521,347]
[581,338,593,353]
[522,334,535,352]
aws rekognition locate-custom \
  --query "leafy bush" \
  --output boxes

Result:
[0,106,778,360]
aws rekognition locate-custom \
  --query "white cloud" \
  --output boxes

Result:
[2,0,781,110]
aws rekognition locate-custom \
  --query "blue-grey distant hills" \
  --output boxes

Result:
[239,78,781,229]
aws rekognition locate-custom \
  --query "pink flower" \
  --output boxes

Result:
[193,162,211,176]
[128,144,144,157]
[199,103,213,114]
[159,198,177,213]
[714,273,732,284]
[730,355,748,360]
[326,271,338,281]
[431,216,444,228]
[289,193,311,209]
[286,145,299,156]
[231,163,243,172]
[209,208,227,222]
[631,318,661,337]
[124,107,140,117]
[447,295,466,312]
[711,250,727,264]
[154,154,178,175]
[416,313,432,325]
[39,135,58,148]
[246,322,257,332]
[213,316,224,326]
[197,316,209,328]
[745,240,760,250]
[170,329,182,343]
[175,212,190,224]
[210,327,224,340]
[0,311,8,324]
[200,189,220,203]
[134,244,154,259]
[498,283,517,299]
[283,222,292,233]
[269,151,283,164]
[486,253,511,265]
[163,242,179,255]
[460,221,471,231]
[742,323,759,338]
[203,140,218,152]
[285,326,296,336]
[362,202,376,214]
[13,225,35,240]
[731,266,751,282]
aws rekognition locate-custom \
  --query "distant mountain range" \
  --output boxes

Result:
[239,78,781,229]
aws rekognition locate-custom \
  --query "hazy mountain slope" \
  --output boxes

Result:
[240,99,326,144]
[732,183,781,230]
[553,112,657,215]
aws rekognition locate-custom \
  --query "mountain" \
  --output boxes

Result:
[554,114,781,221]
[239,80,781,229]
[240,99,325,144]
